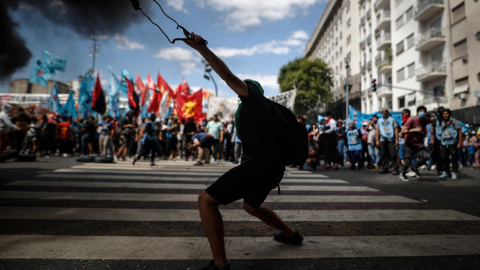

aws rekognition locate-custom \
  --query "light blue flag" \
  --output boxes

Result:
[43,50,67,72]
[47,83,62,114]
[29,58,54,86]
[119,69,133,98]
[79,72,94,119]
[62,90,78,120]
[108,67,120,117]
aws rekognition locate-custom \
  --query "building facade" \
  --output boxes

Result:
[306,0,479,124]
[304,0,361,119]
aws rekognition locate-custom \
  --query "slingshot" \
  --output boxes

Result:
[130,0,208,45]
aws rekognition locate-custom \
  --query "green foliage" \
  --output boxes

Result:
[278,57,333,118]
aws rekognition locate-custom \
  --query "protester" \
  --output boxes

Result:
[467,129,480,170]
[376,108,399,175]
[430,107,445,175]
[0,104,20,156]
[189,131,214,166]
[99,115,114,157]
[366,115,380,170]
[346,121,363,170]
[399,106,430,181]
[117,110,136,161]
[56,116,72,157]
[320,111,339,169]
[439,109,463,180]
[184,32,303,270]
[206,114,224,162]
[306,132,319,169]
[183,117,197,161]
[336,120,346,167]
[165,115,179,160]
[132,114,158,166]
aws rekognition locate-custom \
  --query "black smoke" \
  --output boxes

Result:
[0,0,153,81]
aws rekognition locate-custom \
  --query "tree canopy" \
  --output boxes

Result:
[278,57,333,119]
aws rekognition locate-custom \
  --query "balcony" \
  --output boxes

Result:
[367,34,372,45]
[375,54,382,65]
[367,10,371,20]
[416,62,447,82]
[415,0,444,21]
[375,0,389,10]
[415,28,446,51]
[376,32,391,50]
[361,64,367,73]
[376,85,393,98]
[360,16,366,26]
[360,40,366,49]
[367,60,372,70]
[375,10,391,31]
[377,58,392,74]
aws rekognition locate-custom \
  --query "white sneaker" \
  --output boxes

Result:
[431,165,436,170]
[419,165,427,170]
[406,171,416,178]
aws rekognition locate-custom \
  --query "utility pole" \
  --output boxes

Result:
[345,60,350,119]
[202,59,217,96]
[89,36,100,72]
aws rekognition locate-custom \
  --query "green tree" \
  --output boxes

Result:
[278,57,333,120]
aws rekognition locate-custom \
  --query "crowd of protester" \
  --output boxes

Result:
[1,103,479,181]
[303,106,480,181]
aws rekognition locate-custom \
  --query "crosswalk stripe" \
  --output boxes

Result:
[1,234,479,260]
[0,191,408,202]
[34,175,345,183]
[1,207,477,222]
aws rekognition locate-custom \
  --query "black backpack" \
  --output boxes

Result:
[264,101,308,166]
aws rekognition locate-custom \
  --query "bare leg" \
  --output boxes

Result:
[197,147,204,162]
[243,203,295,238]
[198,191,228,265]
[205,147,211,162]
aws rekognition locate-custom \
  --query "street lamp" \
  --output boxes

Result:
[314,60,350,119]
[202,59,217,97]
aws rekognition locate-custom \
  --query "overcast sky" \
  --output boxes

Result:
[1,0,327,98]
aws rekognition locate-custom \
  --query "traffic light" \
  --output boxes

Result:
[371,79,377,92]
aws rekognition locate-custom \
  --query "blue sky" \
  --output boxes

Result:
[2,0,327,98]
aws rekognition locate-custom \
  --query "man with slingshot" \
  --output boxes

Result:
[129,2,303,269]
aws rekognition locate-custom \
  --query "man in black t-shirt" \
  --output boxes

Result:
[184,32,303,270]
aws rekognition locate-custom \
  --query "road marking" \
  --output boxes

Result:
[0,191,403,202]
[1,207,476,222]
[1,234,479,260]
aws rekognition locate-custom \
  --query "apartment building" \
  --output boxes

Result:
[304,0,361,119]
[307,0,479,123]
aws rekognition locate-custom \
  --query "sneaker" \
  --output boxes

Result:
[132,156,137,165]
[198,260,231,270]
[204,161,210,164]
[406,171,416,178]
[439,171,448,179]
[431,165,436,170]
[150,163,158,167]
[451,172,458,180]
[374,163,380,170]
[419,165,427,170]
[392,170,399,175]
[194,161,203,166]
[232,161,238,165]
[273,231,303,245]
[399,173,409,182]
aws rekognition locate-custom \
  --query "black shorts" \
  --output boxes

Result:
[200,136,214,148]
[167,137,178,151]
[206,158,284,208]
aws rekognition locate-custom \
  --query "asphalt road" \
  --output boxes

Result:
[0,156,479,270]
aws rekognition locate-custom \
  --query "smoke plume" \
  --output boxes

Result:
[0,0,153,81]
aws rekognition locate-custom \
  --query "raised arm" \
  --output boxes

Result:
[183,31,248,97]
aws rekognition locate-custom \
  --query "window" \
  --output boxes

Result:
[451,2,466,25]
[347,18,351,27]
[453,39,468,59]
[407,62,415,78]
[397,68,405,82]
[398,96,406,108]
[407,33,414,49]
[453,77,469,94]
[407,95,416,106]
[396,15,403,30]
[396,40,404,55]
[405,6,414,22]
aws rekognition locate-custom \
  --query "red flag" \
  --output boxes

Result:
[176,90,203,120]
[202,89,215,100]
[135,74,148,106]
[126,78,139,112]
[147,74,156,90]
[157,73,173,94]
[147,88,162,113]
[176,78,190,96]
[91,74,106,114]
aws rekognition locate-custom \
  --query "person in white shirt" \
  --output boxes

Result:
[319,111,339,169]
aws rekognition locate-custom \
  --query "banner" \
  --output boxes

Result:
[176,90,203,120]
[91,74,106,114]
[0,94,68,106]
[206,90,297,121]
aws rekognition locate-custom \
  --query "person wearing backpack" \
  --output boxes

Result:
[430,107,445,175]
[132,114,158,166]
[399,106,431,181]
[184,32,306,270]
[439,109,463,180]
[346,121,363,170]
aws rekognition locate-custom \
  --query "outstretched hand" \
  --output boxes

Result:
[183,30,206,51]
